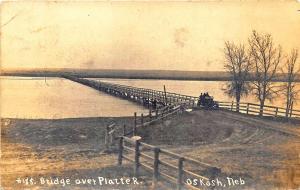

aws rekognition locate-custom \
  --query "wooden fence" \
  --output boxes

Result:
[104,123,117,150]
[218,101,300,119]
[134,105,183,130]
[106,105,184,139]
[118,136,221,190]
[102,105,220,189]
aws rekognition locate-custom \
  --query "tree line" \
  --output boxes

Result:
[224,30,299,116]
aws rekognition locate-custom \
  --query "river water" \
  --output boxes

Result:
[0,76,298,119]
[0,77,148,119]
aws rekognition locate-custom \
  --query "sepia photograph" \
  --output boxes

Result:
[1,1,300,189]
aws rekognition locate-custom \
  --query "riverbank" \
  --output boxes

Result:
[1,110,300,189]
[1,69,298,82]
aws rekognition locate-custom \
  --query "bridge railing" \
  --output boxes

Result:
[63,74,198,107]
[99,81,197,106]
[118,136,221,190]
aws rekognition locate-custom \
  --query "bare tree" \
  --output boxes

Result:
[223,41,252,112]
[248,30,282,116]
[282,49,299,117]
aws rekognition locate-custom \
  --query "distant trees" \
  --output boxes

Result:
[223,41,251,112]
[248,30,282,116]
[281,49,299,117]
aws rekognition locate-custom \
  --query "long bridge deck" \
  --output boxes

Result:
[62,75,300,120]
[62,75,198,109]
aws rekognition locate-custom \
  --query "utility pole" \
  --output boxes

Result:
[163,85,167,105]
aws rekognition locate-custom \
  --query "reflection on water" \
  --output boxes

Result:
[96,78,300,110]
[1,77,299,119]
[0,77,148,119]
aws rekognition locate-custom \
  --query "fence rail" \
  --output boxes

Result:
[118,136,221,190]
[104,104,184,152]
[218,101,300,119]
[104,107,220,190]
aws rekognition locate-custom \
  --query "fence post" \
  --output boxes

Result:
[141,113,144,126]
[105,125,109,150]
[177,157,184,190]
[110,128,115,147]
[149,109,152,119]
[134,140,140,176]
[236,102,240,112]
[134,112,137,136]
[246,103,249,115]
[153,147,160,187]
[208,167,221,182]
[289,102,294,118]
[118,137,123,166]
[147,91,150,109]
[123,125,126,136]
[231,101,234,111]
[259,105,264,117]
[275,108,278,118]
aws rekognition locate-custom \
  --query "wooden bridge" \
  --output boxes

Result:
[63,75,300,120]
[62,75,198,110]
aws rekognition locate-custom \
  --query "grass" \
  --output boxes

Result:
[1,109,300,189]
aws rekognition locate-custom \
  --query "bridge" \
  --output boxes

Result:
[62,75,198,110]
[63,75,300,120]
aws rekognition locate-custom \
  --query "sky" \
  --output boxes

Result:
[1,1,300,71]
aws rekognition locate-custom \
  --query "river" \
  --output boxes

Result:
[0,76,298,119]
